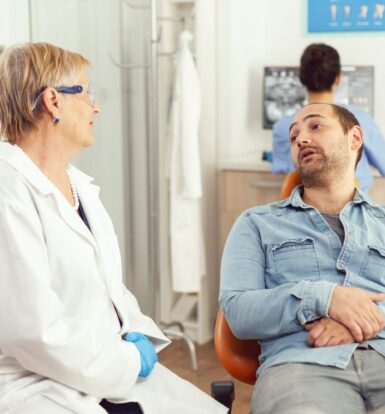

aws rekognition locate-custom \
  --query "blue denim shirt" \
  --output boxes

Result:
[219,186,385,376]
[271,105,385,195]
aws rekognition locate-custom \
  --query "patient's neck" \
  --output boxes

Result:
[302,180,355,215]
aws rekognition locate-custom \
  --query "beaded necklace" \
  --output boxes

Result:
[67,170,80,210]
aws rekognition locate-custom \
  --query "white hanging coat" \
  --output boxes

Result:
[0,143,226,414]
[169,31,206,293]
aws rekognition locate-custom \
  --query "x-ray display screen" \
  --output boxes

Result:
[263,65,374,129]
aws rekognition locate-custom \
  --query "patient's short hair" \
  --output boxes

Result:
[331,104,363,166]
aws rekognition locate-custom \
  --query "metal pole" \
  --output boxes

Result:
[146,0,159,321]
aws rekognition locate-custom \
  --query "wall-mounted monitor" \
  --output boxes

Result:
[263,65,374,129]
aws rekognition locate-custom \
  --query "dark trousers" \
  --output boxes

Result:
[100,399,143,414]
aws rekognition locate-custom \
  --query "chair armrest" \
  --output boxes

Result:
[211,380,234,413]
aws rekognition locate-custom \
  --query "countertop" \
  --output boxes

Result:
[219,153,273,172]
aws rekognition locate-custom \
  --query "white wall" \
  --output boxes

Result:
[0,0,30,45]
[218,0,385,160]
[217,0,267,160]
[196,0,219,341]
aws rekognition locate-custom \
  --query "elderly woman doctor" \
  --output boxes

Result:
[0,43,226,414]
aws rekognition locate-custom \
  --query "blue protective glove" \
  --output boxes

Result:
[123,332,158,377]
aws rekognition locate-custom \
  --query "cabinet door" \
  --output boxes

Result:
[219,171,285,253]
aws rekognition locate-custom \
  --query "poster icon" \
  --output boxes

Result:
[309,0,385,32]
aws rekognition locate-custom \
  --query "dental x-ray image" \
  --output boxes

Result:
[263,67,306,129]
[263,65,374,129]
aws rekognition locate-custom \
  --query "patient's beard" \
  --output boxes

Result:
[298,149,350,188]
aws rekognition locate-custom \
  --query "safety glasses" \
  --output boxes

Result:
[31,84,96,110]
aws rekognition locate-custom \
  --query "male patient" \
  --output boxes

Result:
[220,103,385,414]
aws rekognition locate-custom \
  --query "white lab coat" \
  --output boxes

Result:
[169,31,206,293]
[0,143,226,414]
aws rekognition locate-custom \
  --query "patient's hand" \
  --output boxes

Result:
[328,286,385,342]
[305,318,354,347]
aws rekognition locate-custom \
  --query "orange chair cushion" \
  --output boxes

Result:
[214,308,260,385]
[280,171,302,199]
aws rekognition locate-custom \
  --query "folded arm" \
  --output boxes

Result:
[220,213,385,342]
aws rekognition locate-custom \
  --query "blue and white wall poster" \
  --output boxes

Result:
[308,0,385,32]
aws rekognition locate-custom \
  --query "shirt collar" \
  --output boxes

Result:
[280,185,307,208]
[0,141,94,195]
[280,184,372,210]
[352,187,372,206]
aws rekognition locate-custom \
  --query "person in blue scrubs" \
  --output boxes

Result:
[272,43,385,195]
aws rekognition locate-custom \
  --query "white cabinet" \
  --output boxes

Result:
[219,170,285,253]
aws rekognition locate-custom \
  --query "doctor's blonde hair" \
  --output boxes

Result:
[0,42,90,144]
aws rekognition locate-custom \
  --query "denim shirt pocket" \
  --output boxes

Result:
[360,245,385,285]
[271,237,320,285]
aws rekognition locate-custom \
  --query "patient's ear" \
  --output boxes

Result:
[350,125,363,151]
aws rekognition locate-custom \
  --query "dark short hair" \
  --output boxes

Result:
[299,44,341,92]
[331,104,363,166]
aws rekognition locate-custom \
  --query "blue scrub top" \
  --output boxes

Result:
[272,105,385,195]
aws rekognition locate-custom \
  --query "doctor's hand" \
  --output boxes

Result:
[123,332,158,377]
[328,286,385,342]
[305,318,354,347]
